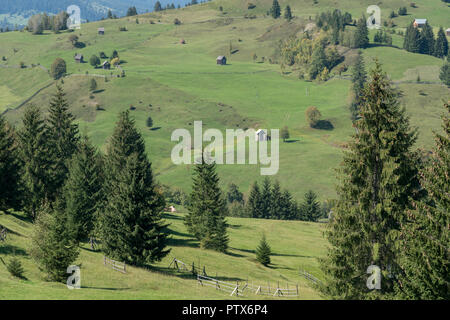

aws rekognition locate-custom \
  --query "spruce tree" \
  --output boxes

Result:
[419,22,435,55]
[31,202,79,282]
[280,190,295,220]
[319,61,422,299]
[247,182,263,218]
[269,180,282,219]
[18,105,51,220]
[100,111,170,265]
[300,190,321,222]
[260,177,272,219]
[47,85,79,200]
[404,22,421,53]
[256,234,271,266]
[185,153,229,252]
[440,63,450,86]
[0,116,21,212]
[7,256,25,278]
[284,5,292,21]
[64,136,104,242]
[354,17,369,49]
[397,103,450,299]
[350,51,367,121]
[270,0,281,19]
[434,27,449,58]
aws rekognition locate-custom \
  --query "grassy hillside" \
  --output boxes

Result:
[0,0,448,203]
[0,210,326,299]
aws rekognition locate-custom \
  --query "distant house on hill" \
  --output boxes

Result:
[216,55,227,65]
[446,28,450,36]
[255,129,267,142]
[74,53,84,63]
[180,38,186,44]
[413,19,427,28]
[98,27,105,35]
[164,206,177,213]
[101,60,111,69]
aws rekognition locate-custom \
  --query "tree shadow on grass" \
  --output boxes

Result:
[166,237,199,248]
[150,126,161,131]
[0,244,28,256]
[284,139,300,143]
[163,213,184,221]
[82,286,130,291]
[312,120,334,130]
[93,89,105,94]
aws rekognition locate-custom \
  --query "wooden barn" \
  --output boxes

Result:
[255,129,267,142]
[216,56,227,65]
[101,60,111,69]
[413,19,427,28]
[446,28,450,37]
[74,53,84,63]
[98,27,105,35]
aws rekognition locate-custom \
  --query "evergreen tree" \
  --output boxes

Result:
[154,1,162,12]
[270,0,281,19]
[146,116,153,128]
[50,58,66,80]
[31,202,79,282]
[404,22,421,53]
[440,63,450,86]
[281,126,290,142]
[0,116,21,212]
[269,180,282,219]
[279,190,295,220]
[284,5,292,21]
[256,234,271,266]
[397,103,450,299]
[107,10,113,19]
[89,78,97,92]
[247,182,263,218]
[350,51,367,121]
[64,136,104,242]
[354,17,369,49]
[434,27,449,58]
[89,55,100,67]
[7,256,25,278]
[260,177,272,219]
[185,153,229,252]
[227,183,243,204]
[100,111,170,265]
[18,105,51,220]
[46,85,79,200]
[319,61,422,299]
[309,43,327,79]
[300,190,321,222]
[419,22,435,55]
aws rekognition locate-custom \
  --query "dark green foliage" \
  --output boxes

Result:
[226,183,243,204]
[373,30,392,45]
[270,0,281,19]
[89,55,100,67]
[154,1,162,12]
[419,22,435,55]
[0,116,21,212]
[46,85,79,200]
[31,202,79,282]
[404,22,421,53]
[64,136,104,242]
[185,155,229,252]
[284,5,292,21]
[350,51,367,121]
[100,111,170,265]
[111,50,119,59]
[256,234,271,266]
[18,105,51,220]
[440,63,450,86]
[299,190,321,222]
[247,182,263,218]
[309,44,327,79]
[319,62,422,299]
[316,9,352,32]
[397,103,449,299]
[146,116,153,128]
[434,27,449,58]
[126,6,137,16]
[354,17,369,48]
[7,256,25,278]
[50,58,66,80]
[398,7,407,15]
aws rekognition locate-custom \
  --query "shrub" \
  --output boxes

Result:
[7,257,25,278]
[174,18,181,25]
[146,116,153,127]
[305,106,322,127]
[256,234,271,266]
[90,55,100,67]
[50,58,66,80]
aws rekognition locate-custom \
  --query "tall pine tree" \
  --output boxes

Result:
[319,61,422,299]
[18,105,51,220]
[64,136,104,242]
[46,85,79,200]
[0,116,21,212]
[185,153,229,252]
[434,27,449,58]
[397,103,449,299]
[404,22,421,53]
[354,17,369,49]
[270,0,281,19]
[247,182,263,218]
[100,111,170,265]
[350,51,367,121]
[419,22,435,55]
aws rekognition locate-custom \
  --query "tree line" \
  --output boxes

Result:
[404,21,449,58]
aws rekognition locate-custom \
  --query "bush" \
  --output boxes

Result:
[305,106,322,127]
[7,256,25,278]
[50,58,66,80]
[174,18,181,25]
[146,116,153,127]
[90,55,100,67]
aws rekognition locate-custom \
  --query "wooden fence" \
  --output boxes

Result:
[168,257,207,276]
[299,268,321,285]
[104,256,126,273]
[197,274,298,297]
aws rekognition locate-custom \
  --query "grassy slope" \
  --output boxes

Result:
[0,210,325,299]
